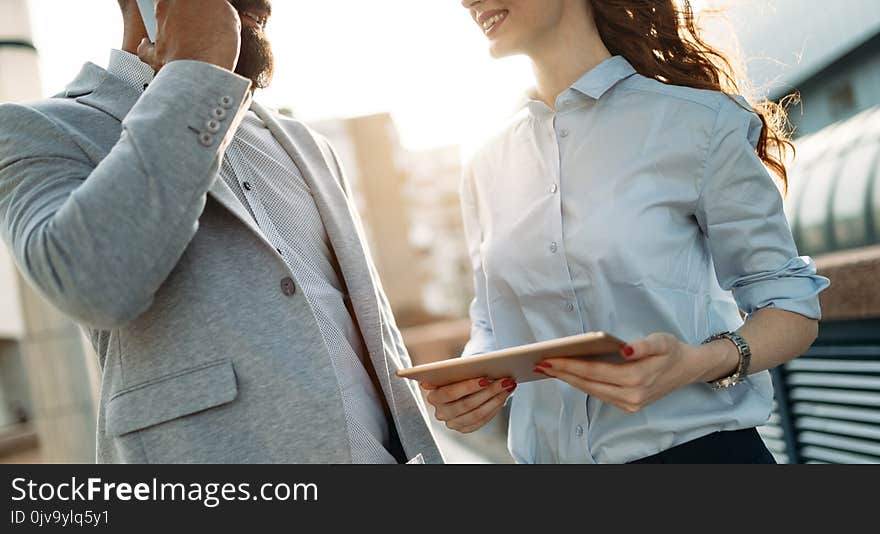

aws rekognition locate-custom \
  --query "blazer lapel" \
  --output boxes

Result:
[251,103,391,399]
[206,176,279,253]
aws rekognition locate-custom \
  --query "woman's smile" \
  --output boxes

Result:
[478,9,509,36]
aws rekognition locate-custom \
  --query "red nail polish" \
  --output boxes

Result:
[506,383,517,392]
[623,345,634,357]
[501,379,516,389]
[533,368,547,375]
[479,378,491,388]
[537,362,553,369]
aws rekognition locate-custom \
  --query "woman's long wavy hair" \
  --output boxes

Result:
[589,0,795,191]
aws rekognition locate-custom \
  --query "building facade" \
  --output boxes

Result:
[703,0,880,137]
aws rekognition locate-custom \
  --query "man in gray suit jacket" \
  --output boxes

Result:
[0,0,445,463]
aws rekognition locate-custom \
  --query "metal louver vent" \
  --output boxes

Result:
[761,340,880,464]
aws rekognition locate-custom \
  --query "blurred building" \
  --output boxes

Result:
[0,0,99,463]
[405,145,471,318]
[311,113,472,326]
[311,114,427,323]
[703,0,880,136]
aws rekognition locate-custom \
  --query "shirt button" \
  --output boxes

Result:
[280,277,296,297]
[559,128,570,138]
[198,132,214,147]
[550,241,558,254]
[566,302,575,312]
[212,107,228,120]
[575,425,584,437]
[219,95,234,109]
[242,181,253,191]
[550,183,558,194]
[206,119,221,133]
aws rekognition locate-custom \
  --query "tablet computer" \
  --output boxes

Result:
[397,332,626,386]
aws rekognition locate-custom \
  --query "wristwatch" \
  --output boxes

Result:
[702,331,751,389]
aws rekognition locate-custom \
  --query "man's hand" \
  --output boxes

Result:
[422,377,516,434]
[137,0,242,73]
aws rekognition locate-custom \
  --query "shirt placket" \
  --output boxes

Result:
[225,144,336,330]
[223,142,290,261]
[551,97,596,463]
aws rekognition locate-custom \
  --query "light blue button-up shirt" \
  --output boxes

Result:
[460,56,830,464]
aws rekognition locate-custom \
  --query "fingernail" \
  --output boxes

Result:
[533,367,547,375]
[479,378,491,388]
[501,379,516,389]
[623,345,634,357]
[505,383,517,392]
[537,362,552,369]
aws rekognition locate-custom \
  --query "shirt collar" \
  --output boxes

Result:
[526,55,638,115]
[570,55,637,100]
[107,49,155,94]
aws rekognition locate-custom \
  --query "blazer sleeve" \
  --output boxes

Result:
[695,97,830,320]
[0,61,252,329]
[460,163,497,357]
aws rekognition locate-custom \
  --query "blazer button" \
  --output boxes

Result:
[280,277,296,297]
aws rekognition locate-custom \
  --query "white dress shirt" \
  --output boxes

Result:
[461,55,830,463]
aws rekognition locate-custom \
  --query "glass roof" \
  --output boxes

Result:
[786,106,880,255]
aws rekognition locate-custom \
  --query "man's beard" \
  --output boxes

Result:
[235,25,274,89]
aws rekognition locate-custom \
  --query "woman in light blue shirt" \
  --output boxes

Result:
[422,0,830,463]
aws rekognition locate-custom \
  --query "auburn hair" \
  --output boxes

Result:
[588,0,795,192]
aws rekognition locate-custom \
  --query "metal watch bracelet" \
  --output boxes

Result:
[701,331,751,389]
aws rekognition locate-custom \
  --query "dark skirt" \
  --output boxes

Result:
[628,427,777,464]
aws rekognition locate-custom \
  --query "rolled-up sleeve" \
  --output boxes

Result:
[695,97,830,319]
[460,164,497,357]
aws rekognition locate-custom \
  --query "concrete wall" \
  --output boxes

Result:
[814,245,880,321]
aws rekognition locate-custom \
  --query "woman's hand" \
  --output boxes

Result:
[421,377,517,433]
[535,333,738,413]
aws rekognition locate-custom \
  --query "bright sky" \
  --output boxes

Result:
[26,1,710,152]
[26,0,535,153]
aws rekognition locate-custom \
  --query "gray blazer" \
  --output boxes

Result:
[0,60,443,464]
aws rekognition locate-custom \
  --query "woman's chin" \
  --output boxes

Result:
[488,40,516,59]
